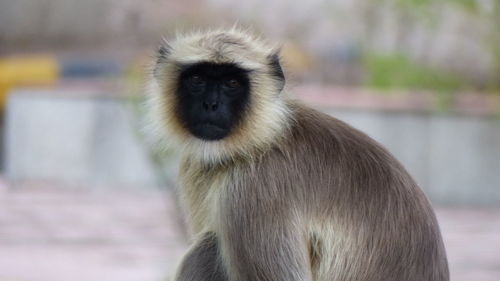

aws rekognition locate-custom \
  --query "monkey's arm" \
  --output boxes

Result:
[219,185,312,281]
[176,232,227,281]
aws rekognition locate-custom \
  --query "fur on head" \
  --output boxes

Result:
[147,28,291,163]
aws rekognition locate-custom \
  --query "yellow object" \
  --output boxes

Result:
[0,56,59,110]
[281,42,313,72]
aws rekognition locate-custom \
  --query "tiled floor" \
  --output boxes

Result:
[0,184,499,281]
[0,184,187,281]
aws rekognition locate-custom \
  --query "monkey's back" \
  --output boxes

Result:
[179,100,449,281]
[256,101,449,281]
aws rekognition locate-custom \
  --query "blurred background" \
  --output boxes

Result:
[0,0,499,280]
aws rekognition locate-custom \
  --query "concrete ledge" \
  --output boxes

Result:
[5,87,500,205]
[5,88,158,188]
[330,109,500,205]
[296,85,500,116]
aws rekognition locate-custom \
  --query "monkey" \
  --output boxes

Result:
[146,28,449,281]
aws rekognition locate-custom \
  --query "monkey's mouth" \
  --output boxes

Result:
[190,123,230,141]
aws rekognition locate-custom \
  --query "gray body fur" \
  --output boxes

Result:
[177,102,449,281]
[147,28,449,281]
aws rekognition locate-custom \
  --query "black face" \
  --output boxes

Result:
[176,63,251,141]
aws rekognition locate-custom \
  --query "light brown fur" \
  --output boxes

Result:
[147,28,449,281]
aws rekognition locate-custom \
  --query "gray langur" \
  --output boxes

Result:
[146,28,449,281]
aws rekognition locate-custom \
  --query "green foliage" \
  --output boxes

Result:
[395,0,432,8]
[394,0,478,12]
[364,53,464,94]
[448,0,479,13]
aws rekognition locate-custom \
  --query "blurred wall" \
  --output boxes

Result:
[0,0,497,86]
[5,88,500,205]
[332,109,500,205]
[5,89,159,188]
[0,0,201,51]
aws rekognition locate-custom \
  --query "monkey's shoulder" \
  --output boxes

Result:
[268,101,418,190]
[285,101,397,164]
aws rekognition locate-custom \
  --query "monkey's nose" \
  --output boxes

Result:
[203,101,219,112]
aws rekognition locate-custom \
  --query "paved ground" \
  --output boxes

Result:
[0,182,499,281]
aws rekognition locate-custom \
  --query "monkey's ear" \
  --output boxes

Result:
[268,52,285,92]
[157,43,172,63]
[154,44,171,78]
[158,45,171,61]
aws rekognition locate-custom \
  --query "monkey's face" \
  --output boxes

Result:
[176,63,250,141]
[149,29,290,161]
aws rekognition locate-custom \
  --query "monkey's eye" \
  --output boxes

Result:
[188,75,205,87]
[224,79,241,89]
